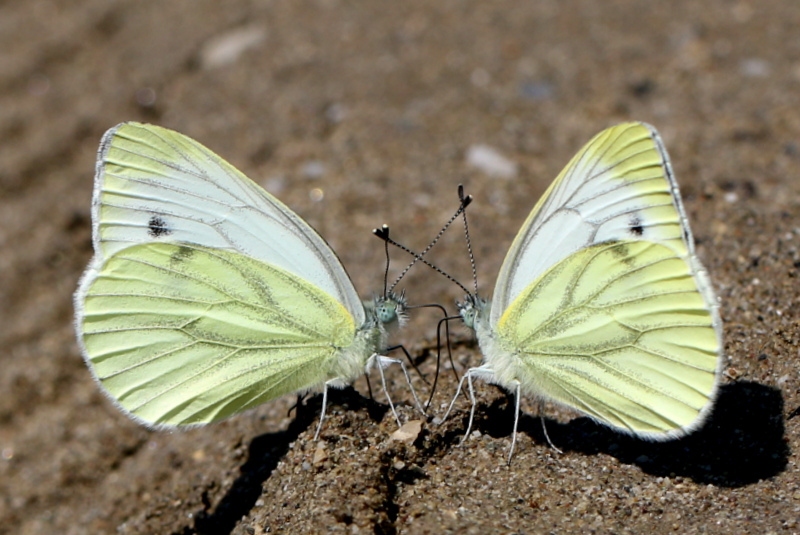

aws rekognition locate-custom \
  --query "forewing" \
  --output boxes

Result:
[92,122,364,323]
[492,122,697,324]
[76,242,357,427]
[496,240,721,438]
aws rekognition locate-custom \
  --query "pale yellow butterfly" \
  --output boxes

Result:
[444,122,722,461]
[74,122,425,437]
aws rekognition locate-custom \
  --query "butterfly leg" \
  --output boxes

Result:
[369,354,402,427]
[441,366,490,444]
[440,368,470,424]
[313,382,331,441]
[376,355,428,418]
[463,369,480,442]
[538,400,563,454]
[508,380,522,464]
[385,344,430,387]
[461,365,496,443]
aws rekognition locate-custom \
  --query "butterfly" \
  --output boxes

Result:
[74,122,423,437]
[445,122,722,461]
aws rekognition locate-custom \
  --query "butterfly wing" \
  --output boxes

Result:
[79,242,356,427]
[496,240,719,437]
[490,122,721,437]
[491,122,705,326]
[75,123,370,427]
[90,122,363,323]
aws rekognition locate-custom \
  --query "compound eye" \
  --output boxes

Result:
[377,301,397,324]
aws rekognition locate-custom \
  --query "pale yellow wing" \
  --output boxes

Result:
[496,240,719,437]
[79,241,356,427]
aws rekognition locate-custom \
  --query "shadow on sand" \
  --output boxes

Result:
[183,387,391,535]
[474,381,787,487]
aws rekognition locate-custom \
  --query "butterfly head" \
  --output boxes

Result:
[457,293,487,330]
[372,290,408,328]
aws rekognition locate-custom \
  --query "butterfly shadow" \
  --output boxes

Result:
[480,381,788,487]
[187,387,391,535]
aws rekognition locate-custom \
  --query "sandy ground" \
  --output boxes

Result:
[2,1,800,533]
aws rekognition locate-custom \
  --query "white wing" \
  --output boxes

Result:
[90,122,364,324]
[491,122,705,326]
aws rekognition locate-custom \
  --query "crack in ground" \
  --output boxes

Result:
[173,387,391,535]
[174,398,318,535]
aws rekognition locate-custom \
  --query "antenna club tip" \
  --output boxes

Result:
[373,225,391,239]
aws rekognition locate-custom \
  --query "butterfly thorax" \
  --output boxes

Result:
[328,293,407,386]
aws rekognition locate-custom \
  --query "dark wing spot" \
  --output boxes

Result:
[170,245,195,264]
[148,215,171,238]
[629,214,644,237]
[608,241,636,266]
[608,241,628,258]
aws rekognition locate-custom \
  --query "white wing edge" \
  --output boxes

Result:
[647,122,726,434]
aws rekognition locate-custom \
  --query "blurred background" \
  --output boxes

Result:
[1,1,799,533]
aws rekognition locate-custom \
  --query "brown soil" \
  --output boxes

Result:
[2,1,799,533]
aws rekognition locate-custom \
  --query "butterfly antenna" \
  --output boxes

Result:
[373,187,474,295]
[373,228,472,296]
[459,184,479,296]
[372,187,474,408]
[402,189,473,276]
[381,226,391,297]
